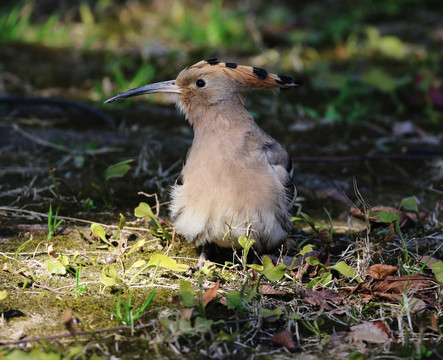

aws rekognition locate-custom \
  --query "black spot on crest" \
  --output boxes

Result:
[253,67,268,79]
[206,57,220,65]
[275,79,285,85]
[278,74,295,84]
[225,62,238,69]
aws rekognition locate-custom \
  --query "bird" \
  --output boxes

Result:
[105,58,303,266]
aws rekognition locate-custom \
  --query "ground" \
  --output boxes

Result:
[0,1,442,359]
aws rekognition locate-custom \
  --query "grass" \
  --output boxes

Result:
[1,1,441,124]
[47,204,63,240]
[1,198,441,358]
[108,290,156,327]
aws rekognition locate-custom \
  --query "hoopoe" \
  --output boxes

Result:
[105,58,302,266]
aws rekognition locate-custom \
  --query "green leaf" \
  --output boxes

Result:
[361,68,398,93]
[118,213,126,230]
[400,197,419,213]
[307,272,332,289]
[58,255,69,266]
[261,256,286,281]
[179,280,198,307]
[194,316,213,332]
[247,264,263,272]
[431,261,443,284]
[226,290,242,310]
[91,223,107,242]
[305,256,322,266]
[329,261,362,283]
[366,27,405,60]
[373,210,400,223]
[126,260,146,273]
[103,159,133,181]
[147,254,189,272]
[238,235,255,252]
[125,239,145,257]
[100,265,120,287]
[238,235,255,264]
[260,307,283,321]
[378,36,405,60]
[134,202,155,220]
[46,258,67,275]
[299,244,315,255]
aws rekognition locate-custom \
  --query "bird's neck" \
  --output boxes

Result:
[185,100,254,139]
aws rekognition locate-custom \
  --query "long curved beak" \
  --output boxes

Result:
[104,80,181,104]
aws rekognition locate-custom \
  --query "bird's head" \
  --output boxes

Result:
[105,58,303,116]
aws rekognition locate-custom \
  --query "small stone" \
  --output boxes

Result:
[105,255,116,264]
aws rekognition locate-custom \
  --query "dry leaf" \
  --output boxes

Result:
[180,307,194,322]
[364,264,398,280]
[417,255,439,268]
[202,280,219,307]
[259,285,287,295]
[350,273,438,309]
[373,321,394,339]
[428,312,438,332]
[298,288,344,313]
[271,330,296,349]
[348,322,391,344]
[46,242,58,258]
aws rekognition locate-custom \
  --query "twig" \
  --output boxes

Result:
[31,282,64,295]
[11,124,122,155]
[12,124,73,153]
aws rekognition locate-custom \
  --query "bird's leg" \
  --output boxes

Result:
[195,242,214,270]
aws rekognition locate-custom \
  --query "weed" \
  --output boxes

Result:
[47,204,63,240]
[134,202,171,243]
[73,267,87,298]
[108,290,155,328]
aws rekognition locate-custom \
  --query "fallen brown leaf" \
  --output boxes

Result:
[364,264,398,280]
[271,330,296,350]
[259,284,287,295]
[202,280,219,307]
[298,288,344,313]
[373,321,394,339]
[348,322,392,344]
[350,273,438,309]
[46,242,58,258]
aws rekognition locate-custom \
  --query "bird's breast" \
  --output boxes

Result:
[169,131,288,248]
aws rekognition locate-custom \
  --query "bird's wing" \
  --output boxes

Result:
[262,139,296,210]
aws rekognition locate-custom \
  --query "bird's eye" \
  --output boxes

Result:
[196,79,206,88]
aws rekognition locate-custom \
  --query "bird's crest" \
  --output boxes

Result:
[188,57,303,91]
